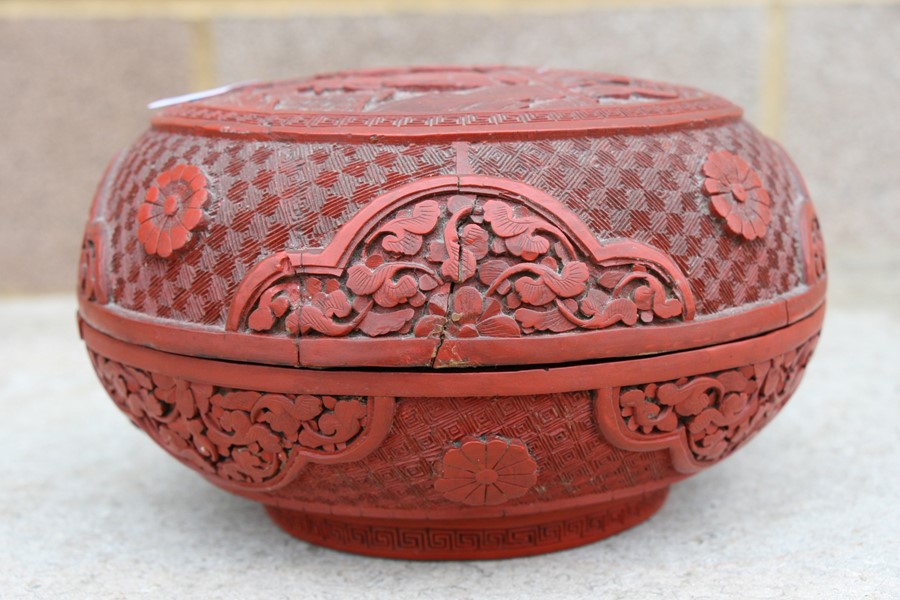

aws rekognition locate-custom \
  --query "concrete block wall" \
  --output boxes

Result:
[1,0,897,304]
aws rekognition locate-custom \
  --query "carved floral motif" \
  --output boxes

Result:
[434,437,538,506]
[89,352,393,489]
[137,164,209,258]
[597,334,819,472]
[701,150,772,241]
[234,186,691,340]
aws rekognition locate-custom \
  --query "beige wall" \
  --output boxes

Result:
[2,0,898,303]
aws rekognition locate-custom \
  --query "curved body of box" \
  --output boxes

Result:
[79,66,826,559]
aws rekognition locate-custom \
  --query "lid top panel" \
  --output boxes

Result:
[209,66,700,113]
[155,66,739,139]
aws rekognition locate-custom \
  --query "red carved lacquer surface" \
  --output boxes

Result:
[79,67,827,559]
[434,437,538,506]
[225,180,693,343]
[595,334,819,473]
[84,321,820,510]
[136,164,209,258]
[701,150,772,241]
[265,490,668,560]
[153,66,738,139]
[90,121,805,333]
[89,351,394,491]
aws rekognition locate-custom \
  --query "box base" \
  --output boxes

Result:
[265,488,669,560]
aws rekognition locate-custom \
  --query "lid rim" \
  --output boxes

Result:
[78,279,825,370]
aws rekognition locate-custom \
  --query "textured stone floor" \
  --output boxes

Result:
[1,294,898,599]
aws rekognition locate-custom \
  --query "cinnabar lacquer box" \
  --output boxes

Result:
[78,66,826,559]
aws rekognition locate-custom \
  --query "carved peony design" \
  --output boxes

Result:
[701,150,772,241]
[137,164,208,258]
[447,286,521,338]
[435,437,538,506]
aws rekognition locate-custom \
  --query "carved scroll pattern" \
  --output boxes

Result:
[89,352,394,491]
[595,333,819,474]
[232,187,694,340]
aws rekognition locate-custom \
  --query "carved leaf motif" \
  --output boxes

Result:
[371,274,419,308]
[482,199,555,260]
[608,336,819,469]
[477,315,521,337]
[716,370,751,393]
[654,297,683,319]
[346,264,388,296]
[598,270,629,289]
[515,276,557,306]
[579,291,639,328]
[298,398,367,451]
[300,306,353,336]
[481,296,502,320]
[428,288,450,316]
[461,224,489,260]
[413,314,445,338]
[441,247,478,283]
[419,273,440,291]
[482,200,538,237]
[656,379,722,417]
[478,259,512,293]
[514,306,578,333]
[632,276,683,319]
[247,309,275,332]
[620,389,678,433]
[285,310,302,336]
[247,288,292,332]
[375,200,441,255]
[505,232,550,260]
[316,289,352,318]
[234,186,689,341]
[452,286,484,324]
[357,308,415,336]
[513,262,589,307]
[427,240,449,262]
[347,263,423,308]
[543,262,589,297]
[251,393,322,435]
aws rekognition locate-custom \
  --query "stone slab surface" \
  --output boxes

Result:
[1,294,898,599]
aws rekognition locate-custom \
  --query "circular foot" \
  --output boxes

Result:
[265,488,669,560]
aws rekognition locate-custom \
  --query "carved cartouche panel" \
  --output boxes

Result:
[89,351,394,491]
[595,334,819,473]
[227,177,696,342]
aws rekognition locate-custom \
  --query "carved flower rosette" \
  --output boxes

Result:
[228,179,695,348]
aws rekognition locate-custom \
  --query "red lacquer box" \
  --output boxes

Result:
[78,66,826,559]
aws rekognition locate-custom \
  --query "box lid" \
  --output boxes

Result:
[78,66,826,368]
